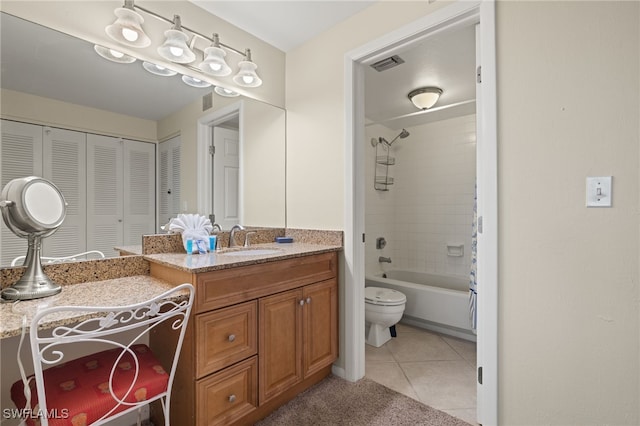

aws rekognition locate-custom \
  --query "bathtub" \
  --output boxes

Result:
[365,270,475,341]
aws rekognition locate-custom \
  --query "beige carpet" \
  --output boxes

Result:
[255,375,471,426]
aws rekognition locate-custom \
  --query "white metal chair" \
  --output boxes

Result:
[11,250,106,266]
[10,283,194,426]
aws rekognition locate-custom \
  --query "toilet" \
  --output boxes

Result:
[364,287,407,347]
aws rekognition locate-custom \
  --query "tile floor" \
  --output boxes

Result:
[365,323,478,425]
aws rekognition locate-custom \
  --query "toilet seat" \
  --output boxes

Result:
[365,287,406,306]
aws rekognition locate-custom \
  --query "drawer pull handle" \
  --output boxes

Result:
[299,300,305,306]
[228,334,236,342]
[306,297,311,304]
[228,394,236,403]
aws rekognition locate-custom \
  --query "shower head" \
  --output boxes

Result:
[384,129,410,146]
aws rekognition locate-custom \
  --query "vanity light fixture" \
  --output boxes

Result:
[142,61,177,77]
[408,87,443,110]
[94,45,136,64]
[199,33,232,77]
[103,0,264,89]
[182,75,212,88]
[214,86,240,97]
[157,15,196,64]
[233,49,262,88]
[105,0,151,48]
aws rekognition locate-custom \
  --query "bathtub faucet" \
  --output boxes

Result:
[378,256,392,263]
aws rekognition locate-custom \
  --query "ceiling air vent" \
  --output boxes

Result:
[370,55,405,72]
[202,92,213,111]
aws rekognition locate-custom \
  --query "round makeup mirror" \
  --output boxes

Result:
[0,176,67,300]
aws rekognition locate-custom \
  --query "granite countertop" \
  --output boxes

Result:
[144,242,342,273]
[0,275,185,339]
[115,245,143,255]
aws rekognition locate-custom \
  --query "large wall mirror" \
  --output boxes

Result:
[0,12,286,266]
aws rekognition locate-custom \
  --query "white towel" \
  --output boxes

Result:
[168,214,213,252]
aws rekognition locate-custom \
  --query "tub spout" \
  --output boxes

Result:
[378,256,392,263]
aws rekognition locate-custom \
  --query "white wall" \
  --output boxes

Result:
[497,1,639,423]
[365,115,476,278]
[287,0,640,424]
[1,89,157,142]
[365,123,397,274]
[286,1,440,230]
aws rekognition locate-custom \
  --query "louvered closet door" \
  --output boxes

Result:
[42,127,87,259]
[158,136,181,230]
[0,120,43,265]
[123,140,155,245]
[86,134,123,258]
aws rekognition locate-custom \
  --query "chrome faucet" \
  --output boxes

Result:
[211,223,222,233]
[378,256,392,263]
[229,224,245,248]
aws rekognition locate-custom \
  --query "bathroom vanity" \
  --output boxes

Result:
[0,231,341,426]
[146,246,339,426]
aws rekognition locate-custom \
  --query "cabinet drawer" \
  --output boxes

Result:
[196,301,257,377]
[196,252,337,312]
[196,357,257,426]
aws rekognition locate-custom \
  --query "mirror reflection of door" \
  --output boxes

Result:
[212,119,239,230]
[158,136,181,231]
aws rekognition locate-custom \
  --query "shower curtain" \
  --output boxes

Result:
[469,184,478,333]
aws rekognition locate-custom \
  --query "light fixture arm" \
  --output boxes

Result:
[130,2,248,57]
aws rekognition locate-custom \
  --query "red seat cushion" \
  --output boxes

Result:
[11,344,168,426]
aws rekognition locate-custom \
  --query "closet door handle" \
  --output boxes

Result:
[299,300,305,306]
[306,297,311,304]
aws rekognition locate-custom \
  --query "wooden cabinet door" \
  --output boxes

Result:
[303,278,338,377]
[196,301,257,377]
[259,289,303,404]
[196,356,257,426]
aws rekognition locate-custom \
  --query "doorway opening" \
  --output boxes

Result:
[343,2,497,424]
[196,102,242,229]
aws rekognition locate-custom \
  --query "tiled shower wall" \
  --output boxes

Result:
[365,114,476,278]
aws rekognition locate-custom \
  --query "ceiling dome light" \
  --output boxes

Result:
[105,1,150,48]
[142,61,177,77]
[182,75,212,88]
[214,86,240,98]
[199,34,231,77]
[408,87,443,110]
[233,49,262,88]
[94,45,136,64]
[157,15,196,64]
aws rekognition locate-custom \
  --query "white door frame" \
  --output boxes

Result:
[343,1,498,424]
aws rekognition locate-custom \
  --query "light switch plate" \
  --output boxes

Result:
[586,176,612,207]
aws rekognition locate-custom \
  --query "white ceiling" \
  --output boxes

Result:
[189,1,477,129]
[188,1,376,52]
[1,3,476,128]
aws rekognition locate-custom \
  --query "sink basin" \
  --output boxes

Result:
[219,249,282,256]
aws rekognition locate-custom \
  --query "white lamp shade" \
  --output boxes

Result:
[408,87,442,110]
[233,60,262,88]
[158,29,196,64]
[199,46,232,77]
[142,61,177,77]
[214,86,240,97]
[94,45,136,64]
[105,7,150,48]
[182,75,212,88]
